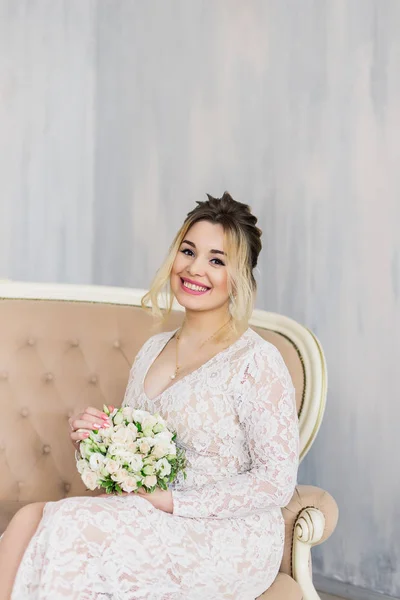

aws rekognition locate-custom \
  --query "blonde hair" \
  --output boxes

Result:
[141,192,262,327]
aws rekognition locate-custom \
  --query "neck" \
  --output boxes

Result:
[180,305,232,342]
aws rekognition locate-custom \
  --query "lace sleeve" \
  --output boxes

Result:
[172,343,299,519]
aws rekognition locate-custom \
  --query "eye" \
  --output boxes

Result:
[211,258,225,266]
[181,248,194,256]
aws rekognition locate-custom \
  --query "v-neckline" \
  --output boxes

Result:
[142,327,250,403]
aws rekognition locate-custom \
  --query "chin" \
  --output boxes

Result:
[173,289,209,311]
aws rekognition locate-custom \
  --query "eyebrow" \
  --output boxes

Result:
[181,239,226,256]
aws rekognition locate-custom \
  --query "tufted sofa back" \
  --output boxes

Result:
[0,282,326,533]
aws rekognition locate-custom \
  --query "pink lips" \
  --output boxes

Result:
[180,277,210,296]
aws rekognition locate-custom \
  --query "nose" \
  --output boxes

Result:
[187,255,206,277]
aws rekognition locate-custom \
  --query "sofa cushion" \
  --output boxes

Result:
[257,573,302,599]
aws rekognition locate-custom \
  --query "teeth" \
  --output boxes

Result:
[183,281,208,292]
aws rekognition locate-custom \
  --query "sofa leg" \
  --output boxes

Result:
[292,507,326,600]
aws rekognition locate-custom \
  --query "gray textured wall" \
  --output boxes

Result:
[1,0,400,596]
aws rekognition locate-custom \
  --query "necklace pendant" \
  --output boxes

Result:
[170,372,176,380]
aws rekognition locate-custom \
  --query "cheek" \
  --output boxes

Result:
[211,269,229,294]
[172,253,185,274]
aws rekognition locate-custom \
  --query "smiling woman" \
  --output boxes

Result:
[3,192,299,600]
[142,192,262,327]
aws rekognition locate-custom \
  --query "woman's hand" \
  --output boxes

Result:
[68,405,113,449]
[136,488,173,513]
[98,488,174,514]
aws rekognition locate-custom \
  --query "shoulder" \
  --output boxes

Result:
[145,330,176,346]
[232,328,293,387]
[234,328,286,367]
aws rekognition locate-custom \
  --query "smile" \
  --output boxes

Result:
[180,278,211,295]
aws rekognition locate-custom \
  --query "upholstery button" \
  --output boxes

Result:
[64,483,71,493]
[43,444,51,454]
[44,372,54,382]
[17,481,23,488]
[113,340,121,349]
[20,407,30,418]
[89,375,98,384]
[0,371,8,380]
[27,337,36,346]
[70,339,80,348]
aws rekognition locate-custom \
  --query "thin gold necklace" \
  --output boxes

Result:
[170,320,232,380]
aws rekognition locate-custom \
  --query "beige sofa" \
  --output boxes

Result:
[0,281,338,599]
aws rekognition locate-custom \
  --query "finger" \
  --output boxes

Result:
[81,412,111,426]
[70,430,91,442]
[85,406,111,420]
[70,419,106,432]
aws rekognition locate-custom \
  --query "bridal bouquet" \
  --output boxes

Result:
[76,405,186,494]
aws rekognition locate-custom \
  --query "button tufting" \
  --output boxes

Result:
[44,372,54,382]
[42,444,51,454]
[64,483,71,493]
[113,340,121,349]
[20,407,30,418]
[70,339,80,348]
[27,337,36,346]
[89,375,98,384]
[0,371,8,380]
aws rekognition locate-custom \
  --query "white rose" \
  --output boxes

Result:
[152,442,170,459]
[100,425,114,440]
[111,426,134,444]
[141,415,158,431]
[140,436,156,447]
[154,430,174,443]
[125,441,138,454]
[104,458,119,474]
[81,469,99,491]
[143,464,156,475]
[121,476,139,493]
[79,441,97,460]
[137,440,151,454]
[127,423,138,439]
[122,406,134,422]
[128,454,144,472]
[132,409,151,424]
[155,458,172,477]
[76,459,87,475]
[143,475,157,488]
[108,443,125,456]
[113,411,124,426]
[167,443,177,456]
[89,453,106,472]
[111,468,129,483]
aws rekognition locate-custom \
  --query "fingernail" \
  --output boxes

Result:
[83,432,90,438]
[102,413,109,419]
[93,423,101,429]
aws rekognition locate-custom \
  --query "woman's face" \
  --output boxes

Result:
[170,220,230,313]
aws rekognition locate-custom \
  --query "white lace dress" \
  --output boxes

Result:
[12,328,299,600]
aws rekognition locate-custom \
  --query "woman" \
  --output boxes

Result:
[0,192,299,599]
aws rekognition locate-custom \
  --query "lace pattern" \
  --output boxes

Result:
[12,328,299,600]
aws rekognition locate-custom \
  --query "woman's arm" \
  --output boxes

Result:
[172,344,299,519]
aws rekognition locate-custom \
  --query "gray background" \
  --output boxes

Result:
[1,1,399,596]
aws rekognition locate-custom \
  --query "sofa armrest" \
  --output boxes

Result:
[280,485,339,600]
